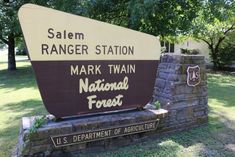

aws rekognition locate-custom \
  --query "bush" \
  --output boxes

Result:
[215,31,235,69]
[181,48,200,55]
[217,42,235,68]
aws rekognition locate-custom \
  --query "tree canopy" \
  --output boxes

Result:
[80,0,202,36]
[0,0,48,70]
[191,0,235,68]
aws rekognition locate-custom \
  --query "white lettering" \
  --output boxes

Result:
[79,77,129,94]
[87,94,123,109]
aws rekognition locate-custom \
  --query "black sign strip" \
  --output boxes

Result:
[51,119,159,148]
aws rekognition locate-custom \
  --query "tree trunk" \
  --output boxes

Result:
[8,33,16,70]
[211,49,217,69]
[208,45,219,69]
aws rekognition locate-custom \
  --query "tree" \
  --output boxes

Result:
[80,0,202,36]
[191,0,235,69]
[0,1,21,70]
[0,0,55,70]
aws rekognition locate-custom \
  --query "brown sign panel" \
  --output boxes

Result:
[187,65,201,87]
[18,4,161,118]
[51,120,159,147]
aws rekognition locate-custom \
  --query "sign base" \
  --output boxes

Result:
[16,109,168,157]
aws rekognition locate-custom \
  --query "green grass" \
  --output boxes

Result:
[1,61,235,157]
[0,61,47,157]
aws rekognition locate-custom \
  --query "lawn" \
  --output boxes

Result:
[0,61,235,157]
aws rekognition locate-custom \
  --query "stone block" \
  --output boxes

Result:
[155,78,166,88]
[32,152,44,157]
[158,71,169,79]
[171,84,207,95]
[176,107,194,121]
[194,111,205,117]
[30,145,51,155]
[29,124,73,141]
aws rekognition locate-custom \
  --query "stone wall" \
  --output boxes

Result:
[152,54,208,132]
[16,109,168,157]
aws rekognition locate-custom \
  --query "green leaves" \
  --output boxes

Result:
[154,101,161,109]
[0,0,203,43]
[78,0,202,37]
[29,116,47,135]
[191,0,235,68]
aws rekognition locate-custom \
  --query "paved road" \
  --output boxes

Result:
[0,48,28,63]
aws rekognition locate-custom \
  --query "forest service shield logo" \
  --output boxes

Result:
[187,65,201,86]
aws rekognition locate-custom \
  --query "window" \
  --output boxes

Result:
[161,41,174,53]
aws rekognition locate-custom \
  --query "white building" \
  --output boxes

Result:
[161,38,211,63]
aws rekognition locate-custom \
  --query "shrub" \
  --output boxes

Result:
[29,116,47,135]
[154,101,161,109]
[213,31,235,69]
[181,48,200,55]
[217,42,235,68]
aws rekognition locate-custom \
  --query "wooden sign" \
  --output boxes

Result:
[18,4,161,118]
